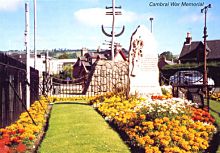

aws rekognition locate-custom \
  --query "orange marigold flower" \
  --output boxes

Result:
[140,114,146,120]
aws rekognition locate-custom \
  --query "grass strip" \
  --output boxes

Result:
[37,102,130,153]
[208,100,220,153]
[209,100,220,126]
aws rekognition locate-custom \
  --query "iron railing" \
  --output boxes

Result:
[49,60,129,97]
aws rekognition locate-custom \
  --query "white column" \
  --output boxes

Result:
[25,2,30,109]
[34,0,37,69]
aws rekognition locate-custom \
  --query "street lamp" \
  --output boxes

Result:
[149,17,154,33]
[201,4,211,110]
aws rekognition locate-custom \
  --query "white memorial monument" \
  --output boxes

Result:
[128,25,162,96]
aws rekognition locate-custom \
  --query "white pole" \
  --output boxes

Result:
[111,0,115,61]
[25,2,30,109]
[34,0,37,69]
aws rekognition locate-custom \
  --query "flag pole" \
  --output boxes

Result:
[25,2,30,109]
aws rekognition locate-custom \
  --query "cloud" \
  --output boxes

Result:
[177,11,214,25]
[0,0,22,11]
[178,13,204,24]
[74,7,138,27]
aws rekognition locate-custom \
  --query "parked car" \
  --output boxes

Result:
[169,70,215,86]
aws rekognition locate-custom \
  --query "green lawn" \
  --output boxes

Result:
[37,102,130,153]
[208,100,220,153]
[209,100,220,126]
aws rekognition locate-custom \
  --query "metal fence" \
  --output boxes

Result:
[0,52,39,128]
[51,76,87,97]
[160,69,216,109]
[48,60,129,97]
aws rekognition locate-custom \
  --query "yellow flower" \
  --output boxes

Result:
[192,145,199,151]
[180,140,191,151]
[199,144,207,150]
[188,133,195,140]
[137,137,145,146]
[160,139,169,146]
[146,121,154,130]
[172,135,181,141]
[164,130,170,136]
[162,117,170,122]
[160,124,167,131]
[147,139,154,145]
[155,118,163,124]
[140,114,146,120]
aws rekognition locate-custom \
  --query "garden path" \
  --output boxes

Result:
[37,102,131,153]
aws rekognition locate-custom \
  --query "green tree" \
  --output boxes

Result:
[69,53,77,59]
[160,51,174,61]
[60,64,73,79]
[58,52,69,59]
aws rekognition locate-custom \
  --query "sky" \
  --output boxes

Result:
[0,0,220,55]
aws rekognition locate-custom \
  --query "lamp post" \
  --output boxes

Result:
[149,17,153,33]
[201,4,211,110]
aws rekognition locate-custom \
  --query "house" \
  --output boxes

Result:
[8,52,77,77]
[50,58,77,75]
[179,32,220,63]
[72,55,104,78]
[8,52,50,77]
[72,48,128,78]
[158,56,175,69]
[85,49,127,62]
[72,57,90,78]
[114,49,128,61]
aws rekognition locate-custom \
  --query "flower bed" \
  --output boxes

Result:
[0,96,50,153]
[0,96,92,153]
[0,92,217,153]
[211,92,220,101]
[91,93,217,153]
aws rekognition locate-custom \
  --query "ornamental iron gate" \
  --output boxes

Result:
[48,60,129,97]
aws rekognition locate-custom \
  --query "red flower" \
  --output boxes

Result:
[11,137,21,144]
[191,107,215,124]
[18,129,25,134]
[29,136,34,141]
[16,142,26,153]
[1,135,10,145]
[210,117,215,123]
[151,95,164,100]
[8,130,16,135]
[193,115,202,121]
[0,141,10,153]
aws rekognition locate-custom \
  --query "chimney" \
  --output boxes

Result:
[81,47,88,56]
[97,46,101,53]
[185,32,192,45]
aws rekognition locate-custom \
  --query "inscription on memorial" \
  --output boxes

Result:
[140,57,158,71]
[128,25,162,96]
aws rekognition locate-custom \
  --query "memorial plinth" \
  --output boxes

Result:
[128,25,162,96]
